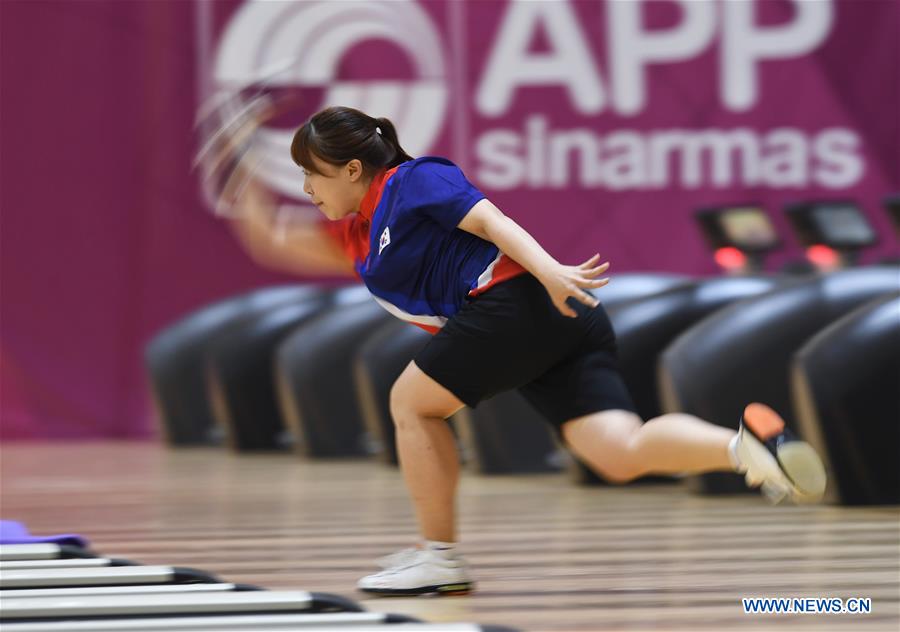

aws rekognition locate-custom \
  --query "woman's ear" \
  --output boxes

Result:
[346,159,363,182]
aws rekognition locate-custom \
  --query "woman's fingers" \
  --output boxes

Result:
[578,253,601,269]
[574,289,599,308]
[584,262,610,277]
[550,262,611,316]
[555,289,600,317]
[573,274,610,289]
[557,300,578,318]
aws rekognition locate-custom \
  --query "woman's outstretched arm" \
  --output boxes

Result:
[229,177,355,277]
[457,199,609,317]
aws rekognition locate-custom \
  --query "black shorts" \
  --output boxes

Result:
[414,273,637,436]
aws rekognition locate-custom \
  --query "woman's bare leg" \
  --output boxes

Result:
[389,361,466,542]
[562,409,736,482]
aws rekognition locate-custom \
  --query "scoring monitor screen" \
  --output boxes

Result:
[695,206,780,253]
[718,208,779,250]
[806,203,877,248]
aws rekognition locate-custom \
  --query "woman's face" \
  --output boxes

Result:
[302,153,369,221]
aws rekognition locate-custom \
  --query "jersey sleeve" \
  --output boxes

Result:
[401,160,486,231]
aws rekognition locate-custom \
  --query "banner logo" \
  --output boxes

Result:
[213,0,448,200]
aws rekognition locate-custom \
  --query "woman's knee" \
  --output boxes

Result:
[595,459,643,484]
[576,441,643,483]
[389,362,464,427]
[562,409,644,483]
[586,450,645,484]
[389,379,420,428]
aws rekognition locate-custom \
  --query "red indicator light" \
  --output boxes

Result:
[714,247,747,270]
[806,244,840,268]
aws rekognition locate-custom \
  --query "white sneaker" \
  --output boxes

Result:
[375,547,419,569]
[358,548,475,596]
[730,403,827,504]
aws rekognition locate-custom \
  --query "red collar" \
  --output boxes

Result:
[358,166,399,222]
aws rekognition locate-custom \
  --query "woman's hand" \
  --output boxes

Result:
[194,96,284,238]
[194,89,278,218]
[537,254,610,318]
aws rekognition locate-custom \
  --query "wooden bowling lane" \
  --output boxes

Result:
[2,442,898,631]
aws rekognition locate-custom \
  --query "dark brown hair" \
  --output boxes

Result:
[290,106,414,177]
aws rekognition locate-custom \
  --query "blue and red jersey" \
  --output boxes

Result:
[320,157,525,333]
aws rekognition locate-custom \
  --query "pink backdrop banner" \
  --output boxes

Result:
[1,0,898,439]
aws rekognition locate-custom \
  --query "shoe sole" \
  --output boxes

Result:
[743,404,826,503]
[778,441,826,502]
[359,582,475,597]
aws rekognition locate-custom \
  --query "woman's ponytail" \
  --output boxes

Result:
[373,117,414,168]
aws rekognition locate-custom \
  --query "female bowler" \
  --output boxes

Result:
[229,106,827,597]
